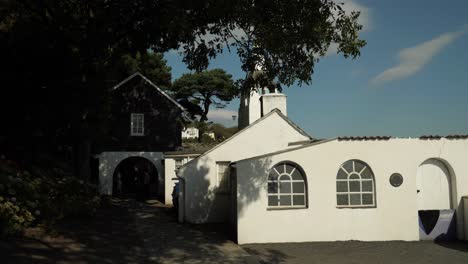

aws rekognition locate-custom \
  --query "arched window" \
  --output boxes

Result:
[336,160,375,207]
[268,162,307,208]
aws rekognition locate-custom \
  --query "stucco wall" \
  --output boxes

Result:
[235,138,468,244]
[179,112,310,223]
[98,152,163,196]
[164,156,196,205]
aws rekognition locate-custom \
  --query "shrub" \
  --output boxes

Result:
[0,157,101,236]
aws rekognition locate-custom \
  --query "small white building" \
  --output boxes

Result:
[182,127,199,139]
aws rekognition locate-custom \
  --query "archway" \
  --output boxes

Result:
[417,158,457,240]
[417,159,452,210]
[112,157,159,201]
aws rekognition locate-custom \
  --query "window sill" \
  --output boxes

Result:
[130,134,144,137]
[267,206,307,211]
[336,205,376,209]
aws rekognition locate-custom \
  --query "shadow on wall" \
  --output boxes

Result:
[183,156,272,224]
[236,158,273,219]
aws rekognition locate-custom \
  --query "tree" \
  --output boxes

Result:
[0,0,366,180]
[210,123,239,140]
[0,0,213,179]
[172,69,238,142]
[117,51,172,91]
[172,69,238,123]
[180,0,366,93]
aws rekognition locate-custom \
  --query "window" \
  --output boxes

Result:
[131,113,144,136]
[336,159,375,208]
[267,162,307,209]
[216,162,230,193]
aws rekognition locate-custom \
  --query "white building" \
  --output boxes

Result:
[233,136,468,244]
[182,127,199,139]
[177,84,468,244]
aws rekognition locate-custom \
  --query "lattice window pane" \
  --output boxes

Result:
[280,182,291,193]
[336,160,375,208]
[279,195,291,206]
[362,181,373,192]
[268,182,278,193]
[349,181,361,192]
[337,194,349,206]
[350,194,361,205]
[268,195,279,206]
[336,181,348,192]
[293,182,305,193]
[293,195,305,206]
[362,194,374,205]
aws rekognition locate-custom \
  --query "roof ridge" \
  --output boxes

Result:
[178,109,311,172]
[113,72,186,111]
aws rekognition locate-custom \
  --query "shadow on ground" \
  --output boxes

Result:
[243,240,468,264]
[0,198,251,264]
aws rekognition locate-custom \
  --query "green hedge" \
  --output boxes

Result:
[0,158,101,236]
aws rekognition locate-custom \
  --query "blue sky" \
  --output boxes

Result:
[165,0,468,138]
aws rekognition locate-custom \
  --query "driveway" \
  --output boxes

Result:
[243,240,468,264]
[0,199,254,264]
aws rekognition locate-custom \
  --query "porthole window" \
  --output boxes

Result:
[267,162,307,209]
[389,173,403,187]
[336,159,376,208]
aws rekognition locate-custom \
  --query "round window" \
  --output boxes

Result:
[389,173,403,187]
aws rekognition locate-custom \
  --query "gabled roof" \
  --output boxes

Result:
[178,109,312,172]
[113,72,186,111]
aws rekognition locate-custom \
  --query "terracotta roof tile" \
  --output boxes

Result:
[419,135,468,140]
[337,136,391,141]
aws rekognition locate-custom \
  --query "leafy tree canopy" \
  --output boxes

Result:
[180,0,366,92]
[172,69,238,122]
[118,52,172,91]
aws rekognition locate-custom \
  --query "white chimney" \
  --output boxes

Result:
[261,92,287,117]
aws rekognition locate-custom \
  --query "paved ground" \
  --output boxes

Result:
[3,199,468,264]
[243,240,468,264]
[0,198,253,264]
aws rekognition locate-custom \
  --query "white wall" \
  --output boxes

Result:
[164,155,196,205]
[235,138,468,244]
[179,111,310,223]
[98,152,163,196]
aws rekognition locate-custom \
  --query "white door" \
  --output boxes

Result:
[417,159,451,210]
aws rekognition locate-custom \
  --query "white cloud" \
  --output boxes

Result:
[370,28,467,86]
[340,0,372,32]
[207,108,238,126]
[326,0,372,56]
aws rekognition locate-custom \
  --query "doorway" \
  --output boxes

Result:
[112,157,159,201]
[417,159,456,240]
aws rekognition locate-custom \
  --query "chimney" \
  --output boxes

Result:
[261,91,287,117]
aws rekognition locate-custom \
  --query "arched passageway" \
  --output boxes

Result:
[417,158,457,240]
[112,157,159,201]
